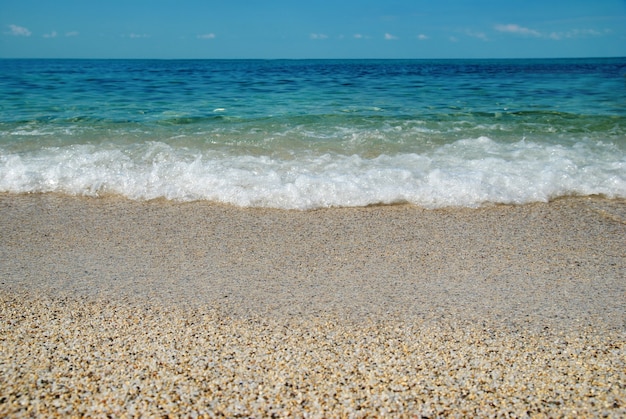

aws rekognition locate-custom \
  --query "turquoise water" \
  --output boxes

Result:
[1,58,625,209]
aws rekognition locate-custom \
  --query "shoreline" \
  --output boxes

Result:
[1,194,625,416]
[1,193,624,328]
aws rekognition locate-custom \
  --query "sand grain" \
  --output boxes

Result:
[1,194,625,417]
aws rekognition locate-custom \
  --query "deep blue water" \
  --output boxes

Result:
[1,58,625,209]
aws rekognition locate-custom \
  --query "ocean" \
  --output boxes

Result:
[1,58,625,209]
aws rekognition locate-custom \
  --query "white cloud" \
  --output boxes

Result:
[7,24,31,36]
[548,28,603,40]
[384,33,398,40]
[417,34,429,41]
[310,33,328,40]
[43,31,58,39]
[495,24,542,37]
[65,31,79,37]
[129,33,150,39]
[466,30,488,41]
[197,33,216,39]
[496,23,606,41]
[449,36,459,42]
[354,33,363,39]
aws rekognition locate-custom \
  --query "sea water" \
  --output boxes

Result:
[1,58,625,209]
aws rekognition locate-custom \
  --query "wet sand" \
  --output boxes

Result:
[1,194,625,417]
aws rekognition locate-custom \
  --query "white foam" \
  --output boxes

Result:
[1,137,624,209]
[10,129,55,136]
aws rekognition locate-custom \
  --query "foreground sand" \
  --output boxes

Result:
[1,194,625,417]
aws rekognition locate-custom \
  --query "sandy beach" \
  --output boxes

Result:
[1,194,625,417]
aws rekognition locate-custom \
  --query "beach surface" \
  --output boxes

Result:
[1,194,625,417]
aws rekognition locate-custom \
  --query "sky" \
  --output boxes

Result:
[1,0,625,59]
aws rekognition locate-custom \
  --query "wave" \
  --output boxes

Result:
[1,137,624,209]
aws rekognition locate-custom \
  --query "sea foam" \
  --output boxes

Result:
[1,137,624,209]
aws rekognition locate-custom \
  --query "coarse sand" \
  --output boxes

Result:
[1,194,625,417]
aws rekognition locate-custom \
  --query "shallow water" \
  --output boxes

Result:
[1,58,625,209]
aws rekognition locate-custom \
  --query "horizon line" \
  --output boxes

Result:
[2,55,625,61]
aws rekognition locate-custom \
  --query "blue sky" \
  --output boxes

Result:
[1,0,625,59]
